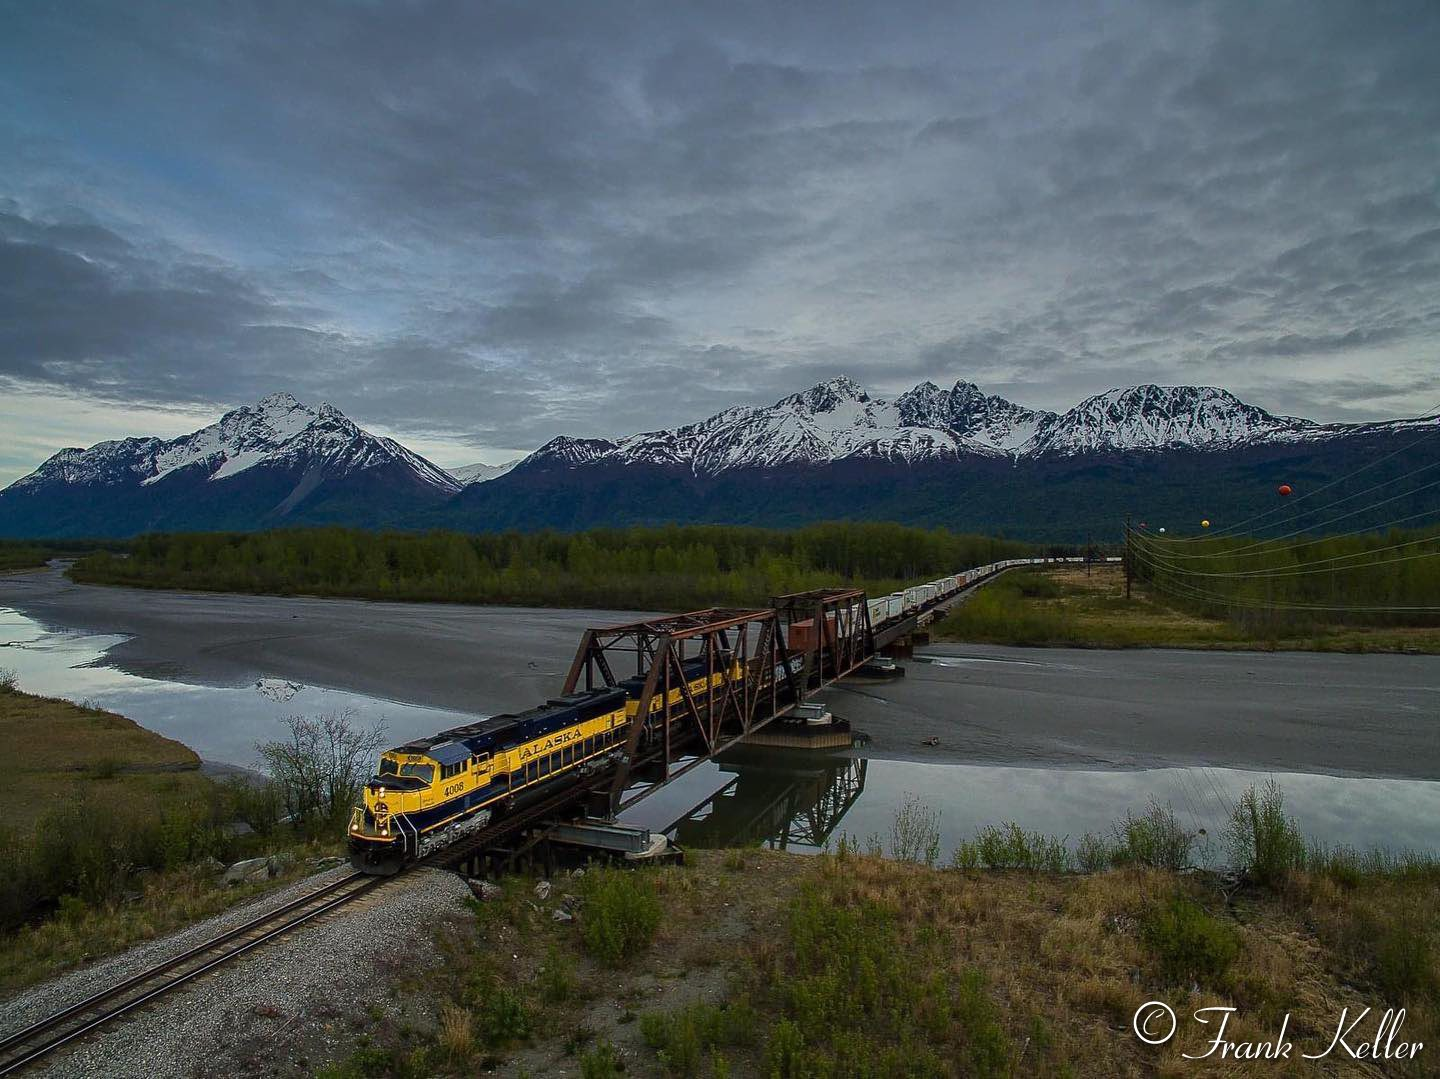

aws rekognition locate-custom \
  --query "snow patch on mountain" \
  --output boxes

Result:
[7,392,461,495]
[448,459,521,486]
[520,376,1428,476]
[1023,385,1308,456]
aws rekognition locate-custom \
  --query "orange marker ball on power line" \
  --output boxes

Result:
[1278,484,1292,497]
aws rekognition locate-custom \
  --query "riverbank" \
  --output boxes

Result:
[935,565,1440,653]
[0,670,208,833]
[0,679,338,992]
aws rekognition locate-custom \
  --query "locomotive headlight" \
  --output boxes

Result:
[377,787,386,797]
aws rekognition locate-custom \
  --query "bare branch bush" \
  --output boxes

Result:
[256,709,385,827]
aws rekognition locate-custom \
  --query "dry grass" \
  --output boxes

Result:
[797,852,1433,1076]
[0,686,206,832]
[0,856,324,994]
[0,685,210,829]
[0,686,330,993]
[319,849,1438,1077]
[939,565,1440,653]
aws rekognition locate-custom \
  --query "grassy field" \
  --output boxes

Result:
[0,677,333,991]
[318,831,1439,1077]
[0,675,210,833]
[934,565,1440,652]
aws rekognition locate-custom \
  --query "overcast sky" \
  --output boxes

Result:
[2,1,1438,485]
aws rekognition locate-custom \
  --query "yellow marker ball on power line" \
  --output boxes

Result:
[1201,519,1210,528]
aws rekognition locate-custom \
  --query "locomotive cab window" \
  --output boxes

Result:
[399,763,434,783]
[378,758,399,776]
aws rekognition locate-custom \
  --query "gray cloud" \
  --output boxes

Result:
[1,0,1438,477]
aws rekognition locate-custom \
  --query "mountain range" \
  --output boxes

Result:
[3,379,1436,541]
[518,376,1432,472]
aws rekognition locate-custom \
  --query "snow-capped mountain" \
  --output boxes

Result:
[519,376,1425,476]
[448,459,520,486]
[4,378,1435,540]
[1025,385,1306,455]
[0,393,460,537]
[10,392,460,495]
[522,376,1050,477]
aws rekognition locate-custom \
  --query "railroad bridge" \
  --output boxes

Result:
[440,558,1046,872]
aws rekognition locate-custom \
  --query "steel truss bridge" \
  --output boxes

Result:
[436,559,1043,873]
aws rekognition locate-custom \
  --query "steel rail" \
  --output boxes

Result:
[0,872,383,1075]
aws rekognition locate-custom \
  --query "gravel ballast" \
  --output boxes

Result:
[7,867,471,1078]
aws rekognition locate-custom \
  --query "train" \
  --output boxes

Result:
[349,554,1095,873]
[860,556,1090,627]
[348,655,737,874]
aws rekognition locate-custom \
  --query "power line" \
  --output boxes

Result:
[1133,479,1440,561]
[1130,542,1440,580]
[1130,528,1440,578]
[1192,406,1440,541]
[1134,563,1440,612]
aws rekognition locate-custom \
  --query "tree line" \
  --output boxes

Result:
[69,523,1045,610]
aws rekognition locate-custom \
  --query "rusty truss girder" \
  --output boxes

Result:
[770,587,873,692]
[562,608,802,811]
[562,593,875,815]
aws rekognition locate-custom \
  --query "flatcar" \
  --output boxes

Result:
[348,656,740,874]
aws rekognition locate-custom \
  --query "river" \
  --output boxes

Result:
[2,566,1437,860]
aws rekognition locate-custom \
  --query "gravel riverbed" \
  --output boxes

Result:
[8,867,471,1078]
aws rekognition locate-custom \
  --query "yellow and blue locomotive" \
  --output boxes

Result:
[348,656,740,874]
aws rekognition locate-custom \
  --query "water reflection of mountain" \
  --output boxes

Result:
[670,747,867,850]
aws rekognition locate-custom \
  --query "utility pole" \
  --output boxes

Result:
[1124,516,1132,601]
[1086,532,1092,578]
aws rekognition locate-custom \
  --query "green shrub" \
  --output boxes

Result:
[766,879,1009,1075]
[580,868,662,966]
[642,999,760,1073]
[1374,923,1439,1004]
[936,584,1069,645]
[890,794,942,866]
[1142,894,1240,987]
[579,1040,623,1079]
[1110,800,1193,870]
[955,970,1013,1077]
[1012,571,1063,598]
[1225,781,1305,886]
[955,823,1069,872]
[538,942,577,1003]
[763,1019,806,1079]
[474,985,532,1047]
[1075,832,1110,873]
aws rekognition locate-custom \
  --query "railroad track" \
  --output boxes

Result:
[1,767,640,1073]
[0,871,383,1075]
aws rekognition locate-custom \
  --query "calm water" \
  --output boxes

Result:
[620,748,1440,862]
[4,605,1438,860]
[0,607,479,767]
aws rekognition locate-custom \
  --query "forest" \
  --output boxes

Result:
[1127,523,1440,627]
[69,523,1043,610]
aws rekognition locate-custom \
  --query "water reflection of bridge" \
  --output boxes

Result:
[665,747,868,850]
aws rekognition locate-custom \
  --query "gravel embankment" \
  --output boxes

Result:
[10,867,470,1078]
